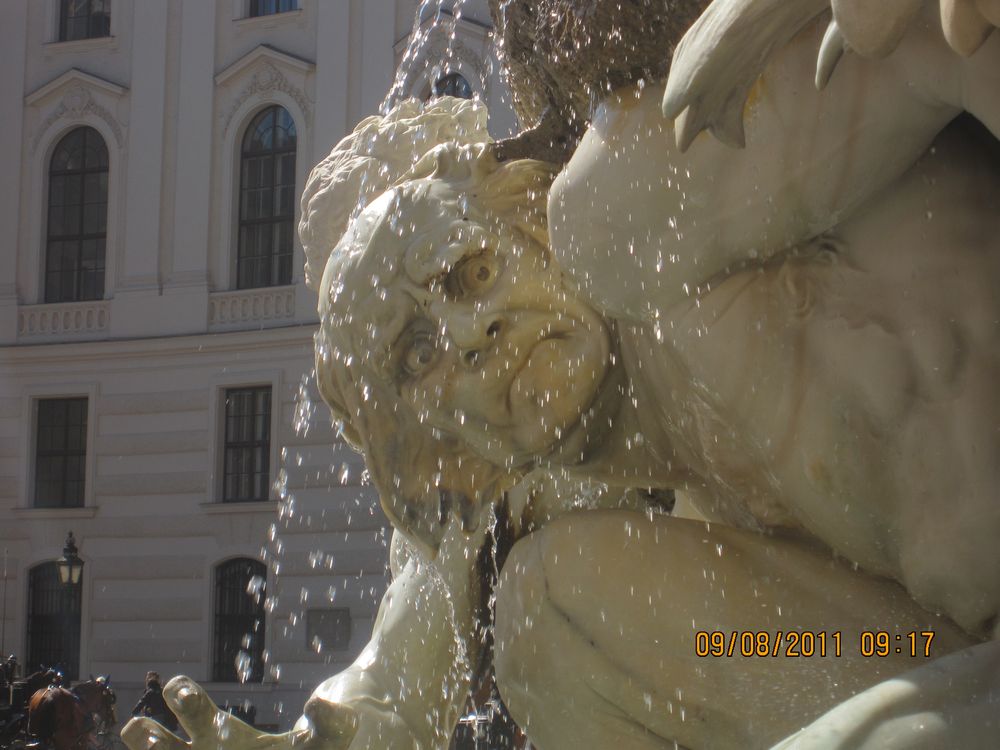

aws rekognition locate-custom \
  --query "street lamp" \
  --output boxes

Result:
[56,532,83,587]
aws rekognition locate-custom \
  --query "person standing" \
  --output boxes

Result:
[131,672,178,732]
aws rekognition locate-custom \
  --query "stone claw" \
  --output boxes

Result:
[815,19,847,90]
[662,0,829,151]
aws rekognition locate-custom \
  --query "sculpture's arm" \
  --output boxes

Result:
[299,526,486,749]
[122,524,487,750]
[663,0,1000,150]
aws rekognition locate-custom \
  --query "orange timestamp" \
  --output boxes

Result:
[694,630,937,658]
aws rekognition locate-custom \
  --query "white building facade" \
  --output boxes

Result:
[0,0,514,728]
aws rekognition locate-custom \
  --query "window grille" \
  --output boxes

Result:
[248,0,298,17]
[46,127,108,303]
[237,106,296,289]
[222,387,271,502]
[34,397,88,508]
[59,0,111,42]
[213,558,266,683]
[26,562,82,680]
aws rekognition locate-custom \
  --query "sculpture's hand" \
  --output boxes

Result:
[120,677,326,750]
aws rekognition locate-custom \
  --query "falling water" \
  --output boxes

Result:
[382,0,472,114]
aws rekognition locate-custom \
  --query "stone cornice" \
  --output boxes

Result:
[1,324,319,366]
[214,44,314,86]
[25,67,128,105]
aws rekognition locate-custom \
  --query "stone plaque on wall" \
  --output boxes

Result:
[306,608,351,652]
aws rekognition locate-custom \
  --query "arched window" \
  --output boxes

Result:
[213,558,266,682]
[26,562,82,680]
[237,106,296,289]
[432,72,473,100]
[46,127,108,303]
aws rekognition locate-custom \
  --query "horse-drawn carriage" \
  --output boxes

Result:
[0,657,118,750]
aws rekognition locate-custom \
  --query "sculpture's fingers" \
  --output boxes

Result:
[161,676,224,742]
[121,717,189,750]
[163,676,279,749]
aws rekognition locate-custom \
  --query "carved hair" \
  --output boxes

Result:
[298,96,490,290]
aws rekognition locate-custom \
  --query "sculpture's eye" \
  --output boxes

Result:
[403,331,437,376]
[446,253,497,299]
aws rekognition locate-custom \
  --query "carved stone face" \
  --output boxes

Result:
[317,175,615,551]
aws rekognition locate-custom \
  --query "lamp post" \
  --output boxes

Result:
[1,547,7,662]
[56,532,84,587]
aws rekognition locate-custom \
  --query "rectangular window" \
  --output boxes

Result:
[222,387,272,502]
[248,0,297,18]
[59,0,111,42]
[34,397,88,509]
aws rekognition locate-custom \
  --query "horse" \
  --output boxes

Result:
[0,669,61,749]
[23,668,62,695]
[26,685,89,750]
[72,677,116,734]
[24,674,119,750]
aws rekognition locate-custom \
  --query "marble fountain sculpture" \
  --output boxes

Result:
[123,1,1000,748]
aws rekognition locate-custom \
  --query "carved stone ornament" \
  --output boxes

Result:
[30,84,125,154]
[222,60,312,135]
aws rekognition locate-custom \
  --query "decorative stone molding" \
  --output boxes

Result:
[222,61,311,134]
[26,69,128,154]
[30,86,124,153]
[216,46,315,136]
[209,287,296,329]
[18,300,110,337]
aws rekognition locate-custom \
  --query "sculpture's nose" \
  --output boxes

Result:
[445,310,503,368]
